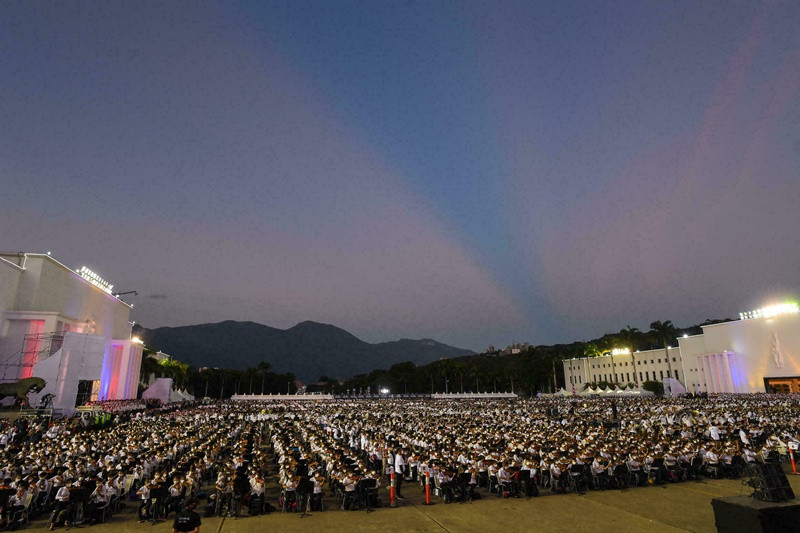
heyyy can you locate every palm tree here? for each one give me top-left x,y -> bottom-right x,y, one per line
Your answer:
257,361 -> 271,394
597,338 -> 617,384
468,365 -> 482,392
139,355 -> 160,388
619,325 -> 641,385
452,362 -> 466,393
503,367 -> 516,392
435,359 -> 454,393
650,320 -> 678,394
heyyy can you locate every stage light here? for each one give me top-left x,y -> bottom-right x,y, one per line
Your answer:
739,302 -> 799,320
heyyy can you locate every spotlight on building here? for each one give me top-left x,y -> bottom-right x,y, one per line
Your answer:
611,348 -> 630,356
739,302 -> 799,320
131,336 -> 143,344
379,388 -> 390,394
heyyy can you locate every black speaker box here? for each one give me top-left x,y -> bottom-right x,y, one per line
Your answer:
712,496 -> 800,533
746,462 -> 795,502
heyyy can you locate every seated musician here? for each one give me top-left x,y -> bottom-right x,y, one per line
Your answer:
49,482 -> 72,530
340,473 -> 358,510
549,459 -> 564,492
249,474 -> 266,514
626,453 -> 646,486
87,478 -> 107,523
6,486 -> 27,525
742,447 -> 758,464
591,455 -> 609,490
166,476 -> 185,516
644,450 -> 664,485
663,448 -> 682,481
719,446 -> 736,478
435,466 -> 454,503
496,462 -> 516,497
704,446 -> 721,478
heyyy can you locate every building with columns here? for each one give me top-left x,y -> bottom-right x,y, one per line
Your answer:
564,302 -> 800,395
564,346 -> 684,391
0,252 -> 142,412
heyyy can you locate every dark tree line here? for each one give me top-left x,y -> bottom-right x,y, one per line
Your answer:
139,317 -> 732,398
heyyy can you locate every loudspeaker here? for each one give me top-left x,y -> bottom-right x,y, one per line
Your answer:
712,496 -> 800,533
746,463 -> 795,502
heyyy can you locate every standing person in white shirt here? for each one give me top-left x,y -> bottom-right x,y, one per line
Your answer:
393,448 -> 406,499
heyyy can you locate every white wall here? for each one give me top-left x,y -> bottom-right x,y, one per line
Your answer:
10,255 -> 131,338
678,314 -> 800,393
29,332 -> 107,413
0,254 -> 134,382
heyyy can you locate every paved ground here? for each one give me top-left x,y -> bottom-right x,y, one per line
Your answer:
30,473 -> 800,533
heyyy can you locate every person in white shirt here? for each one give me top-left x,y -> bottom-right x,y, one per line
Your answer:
249,475 -> 265,515
704,446 -> 721,478
136,482 -> 151,522
49,483 -> 72,530
591,457 -> 609,489
497,463 -> 514,496
311,474 -> 324,511
88,479 -> 107,524
393,449 -> 406,499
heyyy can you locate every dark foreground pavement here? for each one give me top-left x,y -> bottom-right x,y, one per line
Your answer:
31,474 -> 800,533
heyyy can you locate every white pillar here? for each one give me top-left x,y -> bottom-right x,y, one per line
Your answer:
720,351 -> 735,393
700,355 -> 712,393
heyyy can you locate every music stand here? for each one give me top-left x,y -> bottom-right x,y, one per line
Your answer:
66,488 -> 88,529
149,486 -> 168,525
517,469 -> 532,499
296,478 -> 313,518
357,478 -> 377,513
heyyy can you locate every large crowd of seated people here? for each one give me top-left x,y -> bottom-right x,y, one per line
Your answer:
0,393 -> 794,528
266,394 -> 799,507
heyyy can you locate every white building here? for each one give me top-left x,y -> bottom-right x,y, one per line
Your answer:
563,302 -> 800,395
564,346 -> 684,390
0,252 -> 143,412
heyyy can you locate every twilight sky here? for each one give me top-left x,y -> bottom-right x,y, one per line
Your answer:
2,1 -> 799,351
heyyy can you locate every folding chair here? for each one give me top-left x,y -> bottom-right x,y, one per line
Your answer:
432,475 -> 444,498
487,474 -> 499,494
11,493 -> 34,527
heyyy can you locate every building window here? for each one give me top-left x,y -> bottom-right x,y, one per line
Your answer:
651,360 -> 654,364
626,373 -> 630,382
646,371 -> 650,380
659,370 -> 664,379
672,357 -> 676,362
658,359 -> 661,363
674,370 -> 678,379
639,372 -> 643,381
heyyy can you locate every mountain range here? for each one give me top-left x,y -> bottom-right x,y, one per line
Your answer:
132,320 -> 474,382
